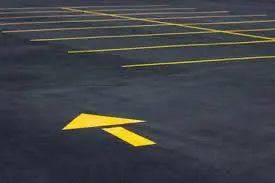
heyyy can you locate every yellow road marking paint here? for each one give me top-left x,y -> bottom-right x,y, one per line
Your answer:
236,28 -> 275,32
0,14 -> 96,20
61,7 -> 274,40
151,14 -> 267,20
32,31 -> 211,41
122,55 -> 275,68
63,113 -> 144,130
0,10 -> 71,14
3,24 -> 166,33
0,13 -> 265,20
120,10 -> 228,16
0,4 -> 168,10
3,17 -> 275,27
0,7 -> 60,10
190,19 -> 275,25
6,22 -> 275,34
68,40 -> 275,54
31,26 -> 274,42
0,18 -> 126,26
96,7 -> 196,12
0,11 -> 229,26
103,127 -> 156,147
0,9 -> 198,20
70,5 -> 169,8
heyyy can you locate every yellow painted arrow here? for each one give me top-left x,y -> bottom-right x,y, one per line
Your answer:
63,113 -> 155,147
63,113 -> 145,130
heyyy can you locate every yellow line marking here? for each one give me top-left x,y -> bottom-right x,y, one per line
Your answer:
0,7 -> 59,10
0,10 -> 71,14
0,11 -> 229,26
68,40 -> 275,54
0,5 -> 169,10
236,28 -> 275,32
31,27 -> 275,41
61,7 -> 274,40
0,9 -> 196,20
3,24 -> 166,33
122,55 -> 275,68
151,14 -> 267,20
63,113 -> 144,130
1,10 -> 224,16
103,127 -> 156,147
5,25 -> 275,35
76,5 -> 168,8
0,18 -> 127,26
120,10 -> 228,16
0,13 -> 265,20
3,17 -> 275,27
0,8 -> 196,19
0,14 -> 96,20
96,7 -> 196,12
190,19 -> 275,25
32,31 -> 211,41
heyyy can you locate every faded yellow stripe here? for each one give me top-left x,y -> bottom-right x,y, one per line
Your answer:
96,7 -> 196,12
0,14 -> 96,20
31,31 -> 211,41
120,10 -> 228,16
0,13 -> 265,20
3,24 -> 166,33
190,19 -> 275,25
122,55 -> 275,68
31,26 -> 275,42
236,28 -> 275,32
0,4 -> 168,10
2,17 -> 274,27
68,40 -> 275,54
71,5 -> 169,8
103,127 -> 156,147
6,24 -> 275,34
152,14 -> 267,20
0,18 -> 125,26
0,10 -> 71,14
0,11 -> 228,25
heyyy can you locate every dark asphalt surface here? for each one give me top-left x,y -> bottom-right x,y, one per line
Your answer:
1,0 -> 275,182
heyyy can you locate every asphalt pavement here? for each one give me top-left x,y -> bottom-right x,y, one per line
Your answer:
1,0 -> 275,182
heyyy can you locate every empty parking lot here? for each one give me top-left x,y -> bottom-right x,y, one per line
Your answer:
1,0 -> 275,183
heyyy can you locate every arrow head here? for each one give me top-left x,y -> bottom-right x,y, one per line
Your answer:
63,113 -> 145,130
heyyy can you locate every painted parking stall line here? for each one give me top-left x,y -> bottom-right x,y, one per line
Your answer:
2,24 -> 167,33
31,26 -> 275,42
68,40 -> 275,54
0,4 -> 169,11
0,11 -> 230,26
122,55 -> 275,68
